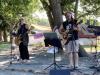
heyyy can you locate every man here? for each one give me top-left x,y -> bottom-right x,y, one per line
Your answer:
59,11 -> 79,68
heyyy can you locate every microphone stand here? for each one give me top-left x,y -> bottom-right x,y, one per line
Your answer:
9,24 -> 18,64
69,23 -> 83,74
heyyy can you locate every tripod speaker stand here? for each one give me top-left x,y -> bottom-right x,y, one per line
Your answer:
43,32 -> 62,70
9,27 -> 19,64
91,32 -> 100,75
10,31 -> 17,64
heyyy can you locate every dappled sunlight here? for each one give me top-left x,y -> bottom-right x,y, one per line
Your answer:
0,0 -> 100,74
0,60 -> 9,65
84,46 -> 100,53
31,24 -> 51,32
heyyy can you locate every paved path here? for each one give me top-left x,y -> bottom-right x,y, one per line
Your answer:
0,47 -> 100,75
0,35 -> 100,75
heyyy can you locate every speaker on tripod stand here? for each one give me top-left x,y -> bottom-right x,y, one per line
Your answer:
10,30 -> 18,64
89,29 -> 100,75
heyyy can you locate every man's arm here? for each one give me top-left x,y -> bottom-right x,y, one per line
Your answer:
59,24 -> 65,34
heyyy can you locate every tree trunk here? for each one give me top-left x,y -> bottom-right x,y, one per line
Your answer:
74,0 -> 79,19
46,10 -> 54,30
40,0 -> 63,52
49,0 -> 63,52
3,30 -> 7,42
49,0 -> 63,29
0,30 -> 2,41
40,0 -> 54,30
40,0 -> 63,30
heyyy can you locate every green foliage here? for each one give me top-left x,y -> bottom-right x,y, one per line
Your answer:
60,0 -> 100,18
61,0 -> 75,13
0,0 -> 41,30
31,42 -> 44,47
80,0 -> 100,16
96,21 -> 100,26
32,17 -> 49,26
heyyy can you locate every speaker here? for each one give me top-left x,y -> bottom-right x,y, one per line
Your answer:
49,69 -> 70,75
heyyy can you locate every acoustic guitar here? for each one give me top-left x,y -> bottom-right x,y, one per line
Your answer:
15,35 -> 21,46
59,19 -> 81,45
59,28 -> 69,45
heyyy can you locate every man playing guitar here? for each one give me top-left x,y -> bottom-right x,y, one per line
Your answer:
59,11 -> 79,68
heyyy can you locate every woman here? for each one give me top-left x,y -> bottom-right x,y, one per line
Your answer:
17,18 -> 29,62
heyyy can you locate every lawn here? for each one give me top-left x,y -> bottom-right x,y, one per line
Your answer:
0,42 -> 11,51
0,41 -> 100,53
83,45 -> 100,53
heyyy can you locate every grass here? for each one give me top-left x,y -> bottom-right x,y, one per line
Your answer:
0,41 -> 100,53
30,42 -> 45,47
0,42 -> 11,51
83,45 -> 100,53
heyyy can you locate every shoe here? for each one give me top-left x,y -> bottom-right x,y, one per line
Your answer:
75,66 -> 78,69
67,65 -> 74,69
23,60 -> 27,62
26,60 -> 31,63
18,59 -> 24,63
22,59 -> 31,63
75,65 -> 79,68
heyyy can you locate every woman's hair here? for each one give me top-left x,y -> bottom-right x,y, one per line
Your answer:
18,17 -> 25,26
19,18 -> 24,23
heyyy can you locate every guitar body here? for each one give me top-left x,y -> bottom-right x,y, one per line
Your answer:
15,36 -> 21,46
61,33 -> 68,45
59,28 -> 68,45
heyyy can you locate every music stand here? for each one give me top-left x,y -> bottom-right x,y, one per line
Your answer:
43,32 -> 62,70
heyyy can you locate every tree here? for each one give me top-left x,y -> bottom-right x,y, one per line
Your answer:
0,0 -> 40,42
40,0 -> 80,29
74,0 -> 79,19
61,0 -> 100,19
61,0 -> 75,12
40,0 -> 54,29
40,0 -> 63,30
49,0 -> 63,29
78,0 -> 100,19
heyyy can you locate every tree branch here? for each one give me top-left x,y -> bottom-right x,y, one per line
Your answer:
78,6 -> 100,19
